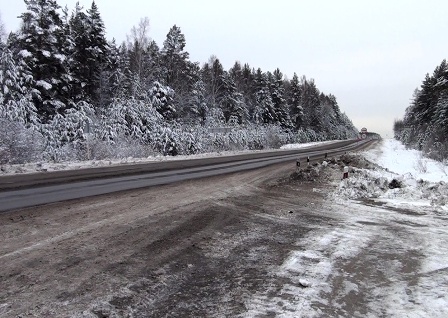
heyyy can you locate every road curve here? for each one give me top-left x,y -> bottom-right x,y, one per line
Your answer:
0,139 -> 374,212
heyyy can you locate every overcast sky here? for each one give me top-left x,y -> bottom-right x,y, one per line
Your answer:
1,0 -> 448,137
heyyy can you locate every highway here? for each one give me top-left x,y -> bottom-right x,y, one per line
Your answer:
0,139 -> 373,212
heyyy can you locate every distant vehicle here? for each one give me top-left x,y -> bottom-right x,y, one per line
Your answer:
358,130 -> 381,140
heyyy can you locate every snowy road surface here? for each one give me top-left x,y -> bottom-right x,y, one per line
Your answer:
0,139 -> 447,317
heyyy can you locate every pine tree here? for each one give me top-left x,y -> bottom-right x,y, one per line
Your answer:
218,72 -> 244,123
188,79 -> 208,124
87,1 -> 109,98
300,76 -> 320,128
181,64 -> 207,124
288,73 -> 304,130
110,42 -> 132,98
0,44 -> 38,126
16,0 -> 72,122
69,2 -> 89,102
202,55 -> 225,109
161,25 -> 194,117
69,1 -> 109,108
161,25 -> 189,87
270,68 -> 290,128
150,81 -> 176,121
433,92 -> 448,138
253,68 -> 275,124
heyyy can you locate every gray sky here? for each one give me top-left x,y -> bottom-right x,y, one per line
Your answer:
2,0 -> 448,137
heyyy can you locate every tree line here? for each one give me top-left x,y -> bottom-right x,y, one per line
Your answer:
0,0 -> 358,164
394,59 -> 448,161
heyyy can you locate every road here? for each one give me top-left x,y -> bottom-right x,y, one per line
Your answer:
1,141 -> 446,317
0,139 -> 370,212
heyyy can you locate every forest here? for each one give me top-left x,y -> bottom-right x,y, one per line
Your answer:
394,59 -> 448,161
0,0 -> 358,164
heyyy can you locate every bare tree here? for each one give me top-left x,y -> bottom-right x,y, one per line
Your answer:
0,12 -> 7,43
126,17 -> 151,79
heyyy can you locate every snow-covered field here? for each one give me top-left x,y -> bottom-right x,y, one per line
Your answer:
244,139 -> 448,317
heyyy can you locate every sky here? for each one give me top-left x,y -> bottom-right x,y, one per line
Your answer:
1,0 -> 448,138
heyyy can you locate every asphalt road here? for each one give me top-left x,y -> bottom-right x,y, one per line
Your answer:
0,139 -> 373,212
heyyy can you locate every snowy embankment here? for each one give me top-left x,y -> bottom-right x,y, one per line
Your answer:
334,138 -> 448,213
0,140 -> 338,176
243,139 -> 448,317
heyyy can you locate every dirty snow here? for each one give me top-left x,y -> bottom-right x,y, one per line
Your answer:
243,139 -> 448,317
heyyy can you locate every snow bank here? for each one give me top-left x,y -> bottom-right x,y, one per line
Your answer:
0,141 -> 333,176
332,139 -> 448,214
363,138 -> 448,183
280,140 -> 339,149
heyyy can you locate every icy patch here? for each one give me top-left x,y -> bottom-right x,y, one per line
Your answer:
243,224 -> 374,317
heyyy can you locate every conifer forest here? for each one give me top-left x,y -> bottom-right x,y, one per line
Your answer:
394,59 -> 448,161
0,0 -> 358,164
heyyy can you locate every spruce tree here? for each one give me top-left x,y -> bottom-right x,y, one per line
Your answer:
151,81 -> 176,121
288,73 -> 304,130
0,44 -> 38,126
201,56 -> 225,109
218,72 -> 244,123
16,0 -> 72,122
69,1 -> 109,108
270,68 -> 290,128
254,68 -> 275,124
161,25 -> 189,87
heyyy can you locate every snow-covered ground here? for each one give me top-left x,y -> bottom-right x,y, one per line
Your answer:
243,139 -> 448,317
336,138 -> 448,213
0,140 -> 338,176
279,140 -> 339,150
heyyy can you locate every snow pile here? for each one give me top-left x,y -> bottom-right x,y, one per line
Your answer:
332,139 -> 448,213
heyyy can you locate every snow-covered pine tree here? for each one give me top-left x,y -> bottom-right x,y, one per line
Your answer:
161,25 -> 188,86
182,78 -> 207,125
229,61 -> 250,123
218,71 -> 244,124
69,1 -> 109,109
161,25 -> 195,116
201,55 -> 225,109
150,81 -> 176,121
254,68 -> 275,124
0,43 -> 38,126
69,2 -> 90,102
109,42 -> 132,98
288,73 -> 304,130
299,76 -> 320,129
16,0 -> 72,122
270,68 -> 290,128
87,1 -> 109,107
229,61 -> 243,91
